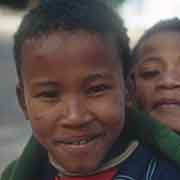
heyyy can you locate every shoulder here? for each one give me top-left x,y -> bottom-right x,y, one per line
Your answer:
0,160 -> 17,180
1,136 -> 48,180
126,106 -> 180,167
148,147 -> 180,179
146,145 -> 179,177
117,144 -> 180,180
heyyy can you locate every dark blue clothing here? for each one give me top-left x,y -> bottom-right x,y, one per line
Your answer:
41,144 -> 180,180
115,145 -> 180,180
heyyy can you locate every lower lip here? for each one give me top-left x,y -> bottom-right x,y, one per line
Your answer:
155,103 -> 180,109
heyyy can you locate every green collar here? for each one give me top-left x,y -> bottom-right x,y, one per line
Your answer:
7,137 -> 47,180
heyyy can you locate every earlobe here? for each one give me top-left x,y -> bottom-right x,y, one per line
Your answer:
16,83 -> 29,120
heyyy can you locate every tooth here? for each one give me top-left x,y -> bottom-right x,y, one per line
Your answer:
79,140 -> 87,145
64,137 -> 94,146
72,142 -> 80,145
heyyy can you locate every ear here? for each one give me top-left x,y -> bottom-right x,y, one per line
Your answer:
126,72 -> 137,108
16,83 -> 29,120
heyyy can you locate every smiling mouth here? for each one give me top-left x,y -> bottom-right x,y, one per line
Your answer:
153,99 -> 180,109
54,134 -> 102,146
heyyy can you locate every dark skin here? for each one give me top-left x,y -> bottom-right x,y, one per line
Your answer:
130,31 -> 180,132
17,31 -> 126,175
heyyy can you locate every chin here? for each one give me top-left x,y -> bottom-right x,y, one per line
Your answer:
61,162 -> 100,176
154,115 -> 180,132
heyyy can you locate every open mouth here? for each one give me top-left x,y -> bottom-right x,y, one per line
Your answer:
54,134 -> 102,146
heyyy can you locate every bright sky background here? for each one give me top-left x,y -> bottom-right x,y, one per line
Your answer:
119,0 -> 180,45
1,1 -> 180,40
0,9 -> 23,35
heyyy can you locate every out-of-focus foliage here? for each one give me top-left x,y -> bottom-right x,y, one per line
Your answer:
0,0 -> 126,10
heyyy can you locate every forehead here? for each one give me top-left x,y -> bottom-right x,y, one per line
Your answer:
21,31 -> 123,82
138,31 -> 180,57
21,31 -> 120,63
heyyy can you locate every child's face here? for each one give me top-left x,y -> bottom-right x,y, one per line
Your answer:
19,31 -> 125,174
131,31 -> 180,132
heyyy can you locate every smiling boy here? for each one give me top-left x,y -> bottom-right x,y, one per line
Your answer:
1,1 -> 180,180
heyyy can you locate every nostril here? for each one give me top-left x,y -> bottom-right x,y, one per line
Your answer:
53,96 -> 94,128
59,104 -> 93,128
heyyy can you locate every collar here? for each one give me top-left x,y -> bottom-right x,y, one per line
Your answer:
49,140 -> 139,177
54,167 -> 118,180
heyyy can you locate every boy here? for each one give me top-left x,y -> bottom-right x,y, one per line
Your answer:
1,1 -> 180,180
129,18 -> 180,132
128,18 -> 180,167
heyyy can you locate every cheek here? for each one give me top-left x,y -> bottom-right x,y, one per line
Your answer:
29,111 -> 52,144
90,91 -> 125,129
24,97 -> 56,143
134,78 -> 154,104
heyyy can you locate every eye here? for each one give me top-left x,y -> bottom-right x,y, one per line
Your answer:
35,90 -> 61,102
139,70 -> 160,79
85,84 -> 112,96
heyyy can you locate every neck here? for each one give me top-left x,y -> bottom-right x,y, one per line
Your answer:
49,140 -> 139,177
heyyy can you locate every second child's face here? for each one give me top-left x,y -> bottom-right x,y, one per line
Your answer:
19,32 -> 125,175
132,31 -> 180,132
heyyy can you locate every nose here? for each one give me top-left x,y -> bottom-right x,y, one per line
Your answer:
157,72 -> 180,89
59,96 -> 93,128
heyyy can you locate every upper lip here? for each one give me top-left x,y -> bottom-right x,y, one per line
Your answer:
153,98 -> 180,109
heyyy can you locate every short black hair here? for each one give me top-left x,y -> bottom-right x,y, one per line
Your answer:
132,18 -> 180,69
14,0 -> 130,80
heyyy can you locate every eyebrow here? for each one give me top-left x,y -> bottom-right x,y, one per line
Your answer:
30,80 -> 59,87
141,56 -> 162,64
139,45 -> 160,58
29,72 -> 114,87
84,72 -> 113,83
